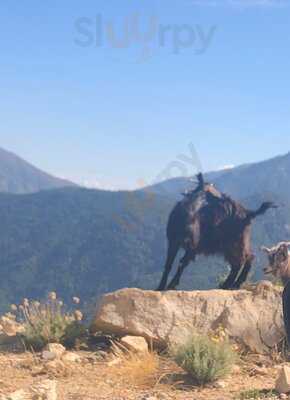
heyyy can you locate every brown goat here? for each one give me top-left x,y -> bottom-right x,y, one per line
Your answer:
262,242 -> 290,347
262,242 -> 290,286
157,173 -> 276,291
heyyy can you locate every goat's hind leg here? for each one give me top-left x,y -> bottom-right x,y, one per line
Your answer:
157,241 -> 180,291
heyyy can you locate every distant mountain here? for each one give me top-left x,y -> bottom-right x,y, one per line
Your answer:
0,147 -> 75,194
147,152 -> 290,203
0,151 -> 289,313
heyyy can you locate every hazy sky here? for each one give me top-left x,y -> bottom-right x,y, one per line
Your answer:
1,0 -> 290,189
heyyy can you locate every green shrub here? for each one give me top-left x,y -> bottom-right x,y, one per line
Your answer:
11,292 -> 86,350
173,334 -> 236,385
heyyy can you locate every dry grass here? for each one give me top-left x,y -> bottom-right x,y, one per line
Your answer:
109,351 -> 159,389
0,350 -> 282,400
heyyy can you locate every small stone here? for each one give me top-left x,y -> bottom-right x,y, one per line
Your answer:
30,380 -> 57,400
45,360 -> 65,371
276,366 -> 290,394
157,393 -> 169,400
42,351 -> 57,361
280,394 -> 288,399
141,397 -> 158,400
253,366 -> 269,376
1,389 -> 27,400
45,343 -> 66,358
232,365 -> 241,374
97,350 -> 108,359
61,352 -> 81,363
120,336 -> 149,354
108,358 -> 122,367
214,381 -> 227,389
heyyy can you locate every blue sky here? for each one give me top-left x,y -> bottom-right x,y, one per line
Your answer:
1,0 -> 290,189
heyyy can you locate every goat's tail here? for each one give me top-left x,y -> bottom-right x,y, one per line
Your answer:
247,202 -> 277,221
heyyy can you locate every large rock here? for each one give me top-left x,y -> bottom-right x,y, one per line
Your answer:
91,282 -> 285,354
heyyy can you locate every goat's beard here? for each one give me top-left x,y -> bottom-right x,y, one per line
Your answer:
263,263 -> 289,283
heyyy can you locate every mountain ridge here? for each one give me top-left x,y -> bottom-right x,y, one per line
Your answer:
145,151 -> 290,202
0,147 -> 75,194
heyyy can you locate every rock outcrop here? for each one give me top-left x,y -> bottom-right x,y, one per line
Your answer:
91,282 -> 285,354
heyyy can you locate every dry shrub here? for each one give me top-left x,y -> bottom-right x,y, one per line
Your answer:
10,292 -> 86,350
110,351 -> 159,388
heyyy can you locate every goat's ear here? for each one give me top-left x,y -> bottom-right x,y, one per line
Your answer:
261,246 -> 271,254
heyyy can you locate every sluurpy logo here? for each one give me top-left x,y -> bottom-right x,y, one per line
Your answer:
74,13 -> 217,62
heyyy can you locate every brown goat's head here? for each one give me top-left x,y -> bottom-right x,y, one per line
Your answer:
261,242 -> 290,280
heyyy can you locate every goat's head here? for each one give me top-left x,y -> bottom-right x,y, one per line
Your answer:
261,242 -> 290,280
183,173 -> 222,199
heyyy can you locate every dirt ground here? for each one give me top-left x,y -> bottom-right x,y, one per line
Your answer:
0,350 -> 288,400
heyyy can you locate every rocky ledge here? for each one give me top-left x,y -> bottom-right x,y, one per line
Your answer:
91,281 -> 285,354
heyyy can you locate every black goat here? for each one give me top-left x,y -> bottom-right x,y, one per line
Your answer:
158,173 -> 276,291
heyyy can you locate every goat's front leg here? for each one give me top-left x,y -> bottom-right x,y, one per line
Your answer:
232,258 -> 253,289
166,251 -> 193,290
220,266 -> 241,290
157,241 -> 179,291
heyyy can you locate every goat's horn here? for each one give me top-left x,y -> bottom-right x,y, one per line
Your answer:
261,246 -> 272,253
196,173 -> 204,186
279,242 -> 290,247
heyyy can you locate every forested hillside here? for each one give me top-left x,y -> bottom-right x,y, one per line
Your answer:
0,188 -> 171,311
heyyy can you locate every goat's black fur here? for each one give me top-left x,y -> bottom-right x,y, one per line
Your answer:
157,173 -> 276,291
